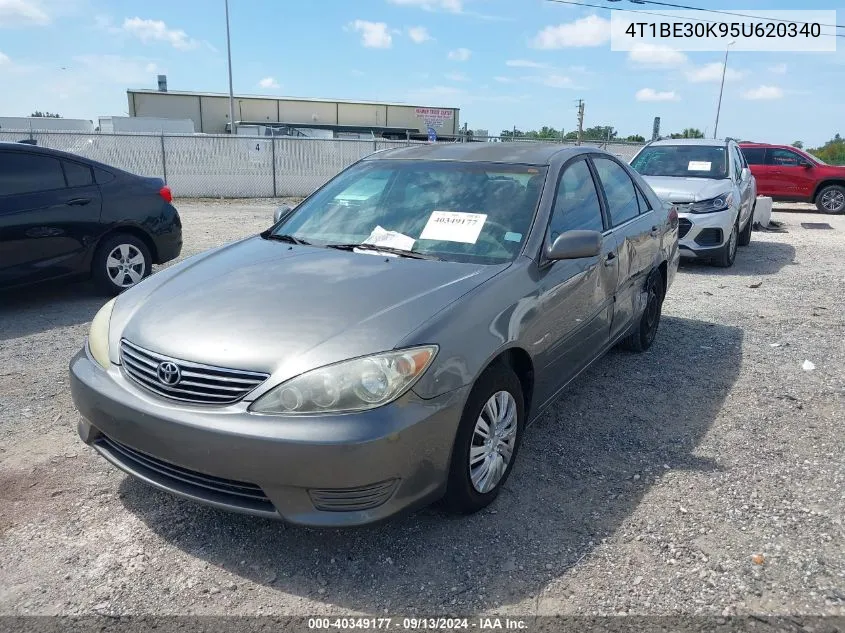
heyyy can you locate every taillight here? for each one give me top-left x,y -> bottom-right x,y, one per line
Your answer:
159,186 -> 173,203
668,205 -> 679,227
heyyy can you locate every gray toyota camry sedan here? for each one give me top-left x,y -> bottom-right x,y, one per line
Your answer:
70,143 -> 679,527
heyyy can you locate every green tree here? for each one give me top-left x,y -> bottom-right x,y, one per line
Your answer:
669,128 -> 705,139
808,133 -> 845,165
499,129 -> 524,141
625,134 -> 646,143
30,111 -> 61,118
791,141 -> 804,149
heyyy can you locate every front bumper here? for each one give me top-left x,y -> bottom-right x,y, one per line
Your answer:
677,208 -> 735,258
70,348 -> 468,526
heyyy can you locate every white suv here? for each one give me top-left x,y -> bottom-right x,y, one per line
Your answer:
630,138 -> 757,267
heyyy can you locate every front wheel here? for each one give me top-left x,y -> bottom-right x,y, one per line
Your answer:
443,363 -> 525,515
92,234 -> 151,296
713,219 -> 738,268
738,206 -> 753,247
816,185 -> 845,214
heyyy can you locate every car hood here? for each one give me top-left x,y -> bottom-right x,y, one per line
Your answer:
109,236 -> 505,377
641,176 -> 734,203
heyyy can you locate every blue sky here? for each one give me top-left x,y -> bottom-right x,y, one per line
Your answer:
0,0 -> 842,146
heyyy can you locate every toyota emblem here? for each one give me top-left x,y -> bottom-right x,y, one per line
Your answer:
156,361 -> 181,386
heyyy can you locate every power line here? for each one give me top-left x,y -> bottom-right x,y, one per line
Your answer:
545,0 -> 845,37
605,0 -> 845,30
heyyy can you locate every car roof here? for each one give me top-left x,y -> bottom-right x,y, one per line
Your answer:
648,138 -> 729,147
0,141 -> 124,172
362,142 -> 595,166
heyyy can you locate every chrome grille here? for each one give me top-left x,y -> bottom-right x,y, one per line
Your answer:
119,339 -> 269,405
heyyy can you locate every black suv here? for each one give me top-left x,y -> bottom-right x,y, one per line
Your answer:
0,142 -> 182,295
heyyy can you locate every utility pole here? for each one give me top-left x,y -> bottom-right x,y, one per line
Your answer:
576,99 -> 585,146
713,40 -> 736,139
225,0 -> 236,134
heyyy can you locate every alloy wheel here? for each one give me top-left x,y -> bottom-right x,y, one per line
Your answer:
106,244 -> 146,288
821,189 -> 845,213
469,391 -> 518,494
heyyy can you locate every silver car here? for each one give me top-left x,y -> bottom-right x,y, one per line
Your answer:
630,138 -> 756,267
70,144 -> 679,526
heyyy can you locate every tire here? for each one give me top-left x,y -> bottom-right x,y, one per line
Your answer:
815,185 -> 845,214
92,234 -> 152,296
443,362 -> 525,515
713,217 -> 738,268
619,270 -> 665,353
737,206 -> 753,247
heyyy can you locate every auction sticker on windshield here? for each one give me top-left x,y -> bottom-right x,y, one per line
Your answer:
688,161 -> 712,171
420,211 -> 487,244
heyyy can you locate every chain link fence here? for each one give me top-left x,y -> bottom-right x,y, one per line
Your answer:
0,130 -> 644,198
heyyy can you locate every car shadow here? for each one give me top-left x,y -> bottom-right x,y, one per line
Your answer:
679,239 -> 796,277
118,316 -> 742,612
0,280 -> 108,342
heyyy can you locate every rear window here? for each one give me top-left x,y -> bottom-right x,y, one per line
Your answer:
63,161 -> 93,187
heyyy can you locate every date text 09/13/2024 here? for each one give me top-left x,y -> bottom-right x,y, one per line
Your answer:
307,617 -> 529,630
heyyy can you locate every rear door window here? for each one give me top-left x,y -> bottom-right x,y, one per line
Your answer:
63,161 -> 94,188
740,147 -> 766,165
0,151 -> 66,196
591,157 -> 640,227
767,149 -> 802,166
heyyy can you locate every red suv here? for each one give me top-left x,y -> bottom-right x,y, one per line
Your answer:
739,143 -> 845,214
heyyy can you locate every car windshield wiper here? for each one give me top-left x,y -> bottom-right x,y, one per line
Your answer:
266,233 -> 311,246
325,243 -> 441,260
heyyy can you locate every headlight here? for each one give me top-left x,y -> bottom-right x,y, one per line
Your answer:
249,346 -> 438,415
88,298 -> 116,369
689,192 -> 734,214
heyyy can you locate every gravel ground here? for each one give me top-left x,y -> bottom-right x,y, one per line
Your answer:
0,200 -> 843,618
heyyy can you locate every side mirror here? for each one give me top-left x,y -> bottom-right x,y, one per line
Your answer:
741,167 -> 751,181
798,160 -> 812,169
545,230 -> 602,261
273,204 -> 293,224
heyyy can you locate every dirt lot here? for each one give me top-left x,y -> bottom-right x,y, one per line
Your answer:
0,200 -> 843,618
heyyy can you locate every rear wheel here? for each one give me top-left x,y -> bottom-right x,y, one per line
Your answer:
816,185 -> 845,214
620,270 -> 664,353
713,218 -> 738,268
92,234 -> 151,296
443,363 -> 524,515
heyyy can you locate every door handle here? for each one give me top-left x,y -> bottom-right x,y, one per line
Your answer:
67,197 -> 92,206
604,252 -> 617,266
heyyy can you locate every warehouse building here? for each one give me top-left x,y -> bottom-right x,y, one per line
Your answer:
127,87 -> 460,140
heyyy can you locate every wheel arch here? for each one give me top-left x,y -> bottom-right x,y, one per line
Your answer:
482,346 -> 535,419
94,225 -> 159,263
812,179 -> 845,203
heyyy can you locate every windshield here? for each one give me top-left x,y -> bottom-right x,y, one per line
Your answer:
272,160 -> 547,264
631,145 -> 729,180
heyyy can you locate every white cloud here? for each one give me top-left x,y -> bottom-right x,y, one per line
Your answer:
0,0 -> 50,26
686,62 -> 744,83
388,0 -> 461,12
531,15 -> 610,49
122,17 -> 199,50
769,63 -> 788,74
448,47 -> 471,61
258,76 -> 280,90
444,72 -> 467,81
407,26 -> 431,43
348,20 -> 392,48
535,73 -> 573,88
742,85 -> 784,100
506,59 -> 549,69
628,43 -> 688,68
636,88 -> 680,102
0,51 -> 10,65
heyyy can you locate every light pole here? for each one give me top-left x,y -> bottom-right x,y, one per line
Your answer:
713,40 -> 736,139
225,0 -> 236,134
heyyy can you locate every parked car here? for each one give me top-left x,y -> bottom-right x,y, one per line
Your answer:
70,144 -> 678,527
739,142 -> 845,214
0,142 -> 182,295
630,138 -> 756,268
